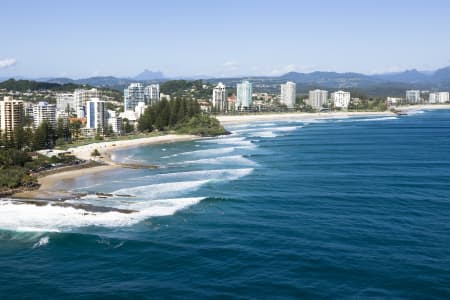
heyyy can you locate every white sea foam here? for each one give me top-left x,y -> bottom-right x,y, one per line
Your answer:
358,116 -> 398,122
249,130 -> 278,138
161,146 -> 237,159
201,137 -> 253,146
248,126 -> 301,138
336,116 -> 398,123
172,155 -> 257,166
407,110 -> 425,115
140,168 -> 254,182
0,197 -> 205,232
32,236 -> 49,248
113,180 -> 210,199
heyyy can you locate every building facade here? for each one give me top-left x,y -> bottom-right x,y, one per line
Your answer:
0,96 -> 23,137
332,91 -> 351,109
56,93 -> 75,113
124,83 -> 145,111
236,80 -> 252,110
429,92 -> 449,104
74,88 -> 99,117
144,84 -> 160,105
308,89 -> 329,110
32,101 -> 57,128
86,98 -> 107,131
280,81 -> 296,109
212,82 -> 227,112
405,90 -> 421,103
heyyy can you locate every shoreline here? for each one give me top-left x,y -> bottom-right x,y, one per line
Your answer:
216,104 -> 450,125
216,111 -> 393,125
11,134 -> 201,199
8,105 -> 450,199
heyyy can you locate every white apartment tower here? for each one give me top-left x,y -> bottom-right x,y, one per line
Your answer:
32,101 -> 57,128
124,83 -> 145,111
280,81 -> 296,109
429,92 -> 449,104
56,93 -> 75,113
0,96 -> 23,137
308,90 -> 329,110
332,91 -> 351,109
236,80 -> 253,110
144,84 -> 160,105
74,88 -> 99,117
405,90 -> 421,104
212,82 -> 227,111
86,98 -> 107,131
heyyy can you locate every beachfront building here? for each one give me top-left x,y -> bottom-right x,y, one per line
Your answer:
212,82 -> 227,112
124,83 -> 145,111
56,93 -> 75,113
135,101 -> 147,119
386,97 -> 403,106
86,98 -> 107,132
0,96 -> 23,138
144,84 -> 160,105
237,80 -> 252,110
74,88 -> 99,118
280,81 -> 296,109
32,101 -> 57,128
308,89 -> 329,110
429,92 -> 449,104
332,91 -> 351,109
405,90 -> 421,104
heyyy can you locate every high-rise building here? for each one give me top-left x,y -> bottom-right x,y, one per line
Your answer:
86,98 -> 107,131
212,82 -> 227,111
56,93 -> 75,113
332,91 -> 351,109
144,84 -> 160,105
74,88 -> 99,117
308,89 -> 329,110
124,83 -> 145,111
406,90 -> 421,103
280,81 -> 296,108
236,80 -> 252,109
429,92 -> 449,104
0,96 -> 24,137
135,102 -> 147,119
32,101 -> 57,128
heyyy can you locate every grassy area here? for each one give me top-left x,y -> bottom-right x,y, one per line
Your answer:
55,131 -> 166,150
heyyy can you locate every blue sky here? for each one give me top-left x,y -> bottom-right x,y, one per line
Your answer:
1,0 -> 450,78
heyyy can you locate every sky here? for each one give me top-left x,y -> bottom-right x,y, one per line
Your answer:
1,0 -> 450,78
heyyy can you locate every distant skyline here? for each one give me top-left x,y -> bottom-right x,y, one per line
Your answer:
1,0 -> 450,78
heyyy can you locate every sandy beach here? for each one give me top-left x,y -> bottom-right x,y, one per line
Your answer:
216,104 -> 450,125
216,111 -> 394,125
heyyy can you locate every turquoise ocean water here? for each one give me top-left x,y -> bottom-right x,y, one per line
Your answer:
1,110 -> 450,299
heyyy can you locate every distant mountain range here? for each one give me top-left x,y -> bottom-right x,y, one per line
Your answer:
2,67 -> 450,96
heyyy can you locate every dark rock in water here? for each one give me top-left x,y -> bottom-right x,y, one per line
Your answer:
6,198 -> 137,214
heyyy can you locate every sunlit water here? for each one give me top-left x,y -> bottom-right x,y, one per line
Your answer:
1,110 -> 450,299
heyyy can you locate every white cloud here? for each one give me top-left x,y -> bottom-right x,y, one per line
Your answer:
0,58 -> 17,69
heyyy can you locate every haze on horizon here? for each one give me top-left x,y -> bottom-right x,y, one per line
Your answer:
1,0 -> 450,79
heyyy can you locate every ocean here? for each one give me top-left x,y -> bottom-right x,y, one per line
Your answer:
1,110 -> 450,299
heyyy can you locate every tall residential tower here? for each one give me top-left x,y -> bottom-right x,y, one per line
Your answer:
236,80 -> 252,110
280,81 -> 296,108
